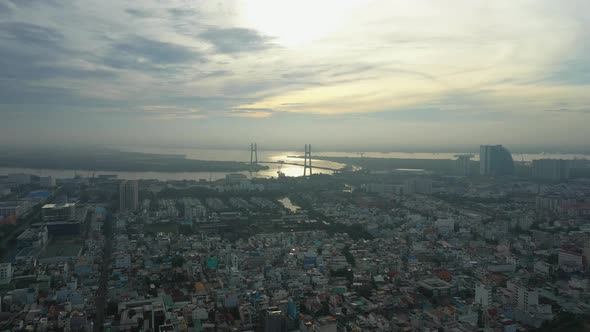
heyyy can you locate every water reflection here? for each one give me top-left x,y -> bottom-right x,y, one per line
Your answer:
1,146 -> 588,182
277,197 -> 301,212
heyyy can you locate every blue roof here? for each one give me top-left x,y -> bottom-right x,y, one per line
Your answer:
180,219 -> 193,226
25,191 -> 51,199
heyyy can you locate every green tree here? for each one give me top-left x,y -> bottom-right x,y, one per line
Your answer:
171,255 -> 185,268
343,247 -> 356,267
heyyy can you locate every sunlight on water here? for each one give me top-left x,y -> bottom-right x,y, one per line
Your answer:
1,146 -> 588,181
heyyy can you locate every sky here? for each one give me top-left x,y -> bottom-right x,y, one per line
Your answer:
0,0 -> 589,151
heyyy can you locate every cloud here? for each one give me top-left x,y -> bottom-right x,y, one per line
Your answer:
0,21 -> 63,48
0,61 -> 115,81
202,70 -> 231,77
0,21 -> 118,105
103,36 -> 205,71
544,38 -> 590,85
152,95 -> 258,117
229,108 -> 274,118
0,80 -> 118,107
0,2 -> 13,16
125,8 -> 153,18
544,108 -> 590,114
142,105 -> 206,120
168,7 -> 199,19
0,42 -> 114,81
199,27 -> 275,53
1,0 -> 590,147
4,0 -> 63,9
0,11 -> 208,111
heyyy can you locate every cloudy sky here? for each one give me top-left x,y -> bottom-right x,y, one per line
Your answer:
1,0 -> 589,151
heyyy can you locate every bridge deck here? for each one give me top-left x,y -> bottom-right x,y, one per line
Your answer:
257,161 -> 340,172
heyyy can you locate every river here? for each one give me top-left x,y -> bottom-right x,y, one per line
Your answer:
0,149 -> 344,181
0,146 -> 587,181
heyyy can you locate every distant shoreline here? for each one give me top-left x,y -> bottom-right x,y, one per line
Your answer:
0,148 -> 268,173
113,143 -> 590,155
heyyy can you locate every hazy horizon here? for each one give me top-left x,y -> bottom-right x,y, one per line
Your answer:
1,0 -> 589,148
3,2 -> 590,327
1,142 -> 589,156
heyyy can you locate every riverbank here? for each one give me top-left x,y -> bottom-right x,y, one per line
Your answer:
0,147 -> 267,173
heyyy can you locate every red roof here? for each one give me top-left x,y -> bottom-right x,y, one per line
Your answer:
0,215 -> 17,225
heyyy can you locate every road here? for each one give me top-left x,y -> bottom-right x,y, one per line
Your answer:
94,214 -> 113,332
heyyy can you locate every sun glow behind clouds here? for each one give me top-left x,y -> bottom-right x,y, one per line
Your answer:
2,0 -> 590,147
238,0 -> 364,47
234,0 -> 582,116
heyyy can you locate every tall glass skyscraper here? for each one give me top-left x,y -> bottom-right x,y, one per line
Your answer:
479,145 -> 515,176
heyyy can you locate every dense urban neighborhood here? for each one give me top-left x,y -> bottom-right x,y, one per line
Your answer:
1,151 -> 590,331
3,0 -> 590,330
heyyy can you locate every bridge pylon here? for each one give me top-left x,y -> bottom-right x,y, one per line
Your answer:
303,144 -> 313,177
250,143 -> 258,168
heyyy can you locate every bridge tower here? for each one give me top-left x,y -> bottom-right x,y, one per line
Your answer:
250,143 -> 258,167
303,144 -> 313,177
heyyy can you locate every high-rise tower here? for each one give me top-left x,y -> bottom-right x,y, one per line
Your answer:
250,143 -> 258,167
119,180 -> 139,212
303,144 -> 313,177
479,145 -> 514,176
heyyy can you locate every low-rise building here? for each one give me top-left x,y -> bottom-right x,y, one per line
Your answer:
0,263 -> 13,284
0,201 -> 32,219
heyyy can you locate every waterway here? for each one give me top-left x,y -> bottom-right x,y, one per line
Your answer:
0,150 -> 343,181
277,197 -> 301,212
0,146 -> 587,181
117,145 -> 590,162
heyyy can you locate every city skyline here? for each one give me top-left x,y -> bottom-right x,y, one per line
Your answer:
1,0 -> 589,149
3,2 -> 590,328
